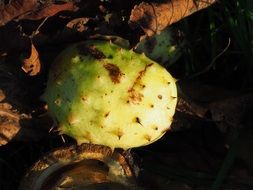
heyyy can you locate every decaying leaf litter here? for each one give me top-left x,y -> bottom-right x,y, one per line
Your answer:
1,0 -> 253,189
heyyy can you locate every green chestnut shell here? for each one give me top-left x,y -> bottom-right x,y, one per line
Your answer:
135,28 -> 181,65
43,40 -> 177,150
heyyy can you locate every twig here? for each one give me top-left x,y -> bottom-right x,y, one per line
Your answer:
188,37 -> 231,79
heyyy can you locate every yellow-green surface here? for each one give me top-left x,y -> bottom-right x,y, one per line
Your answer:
43,40 -> 177,149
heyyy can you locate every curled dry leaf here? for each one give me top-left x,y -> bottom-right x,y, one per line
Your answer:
22,43 -> 41,76
130,0 -> 217,36
0,0 -> 37,26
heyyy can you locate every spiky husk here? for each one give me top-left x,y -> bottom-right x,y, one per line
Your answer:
43,40 -> 177,150
135,28 -> 181,65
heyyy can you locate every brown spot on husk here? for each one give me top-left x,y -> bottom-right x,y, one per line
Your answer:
158,95 -> 163,99
136,63 -> 153,83
152,126 -> 159,130
81,96 -> 87,102
171,96 -> 177,100
128,91 -> 144,104
77,44 -> 106,59
104,112 -> 110,117
104,63 -> 123,84
128,63 -> 153,104
144,134 -> 151,142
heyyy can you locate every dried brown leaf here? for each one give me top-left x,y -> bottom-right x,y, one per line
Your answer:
0,122 -> 20,146
0,102 -> 20,146
0,89 -> 5,102
130,0 -> 216,36
66,17 -> 90,32
0,0 -> 37,26
21,2 -> 78,21
0,65 -> 50,146
0,99 -> 40,146
22,42 -> 41,76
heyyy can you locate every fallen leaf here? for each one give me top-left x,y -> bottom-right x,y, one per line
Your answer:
0,102 -> 21,146
66,17 -> 90,32
0,65 -> 50,146
0,0 -> 37,26
0,89 -> 5,102
20,2 -> 78,21
130,0 -> 217,36
22,42 -> 41,76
